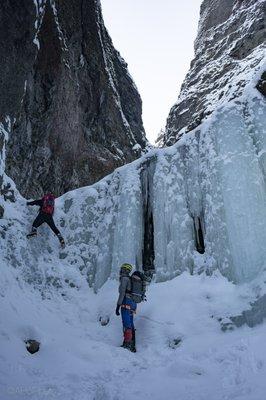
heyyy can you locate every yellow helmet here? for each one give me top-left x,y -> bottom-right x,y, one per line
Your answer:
120,263 -> 133,273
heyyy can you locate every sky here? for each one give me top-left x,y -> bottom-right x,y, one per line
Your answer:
101,0 -> 202,144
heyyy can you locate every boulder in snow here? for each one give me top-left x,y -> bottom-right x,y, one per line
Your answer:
25,339 -> 40,354
168,337 -> 182,349
99,316 -> 110,327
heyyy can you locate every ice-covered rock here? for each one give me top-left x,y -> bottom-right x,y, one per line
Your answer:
1,83 -> 265,290
164,0 -> 265,145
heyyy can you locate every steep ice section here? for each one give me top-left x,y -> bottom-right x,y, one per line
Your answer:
60,165 -> 144,290
59,83 -> 266,285
212,106 -> 266,282
152,148 -> 195,280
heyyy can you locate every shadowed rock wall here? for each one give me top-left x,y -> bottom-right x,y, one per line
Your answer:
1,0 -> 147,197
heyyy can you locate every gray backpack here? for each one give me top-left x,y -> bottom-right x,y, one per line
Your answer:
129,272 -> 146,303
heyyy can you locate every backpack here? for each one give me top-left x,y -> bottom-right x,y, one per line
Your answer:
129,271 -> 146,303
41,194 -> 55,215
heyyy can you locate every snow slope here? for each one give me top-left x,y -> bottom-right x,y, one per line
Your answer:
2,263 -> 266,400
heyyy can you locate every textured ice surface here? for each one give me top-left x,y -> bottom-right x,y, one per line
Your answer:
1,89 -> 265,289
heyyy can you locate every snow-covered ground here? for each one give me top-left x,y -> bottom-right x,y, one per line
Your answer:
0,29 -> 265,398
1,76 -> 266,397
1,264 -> 266,400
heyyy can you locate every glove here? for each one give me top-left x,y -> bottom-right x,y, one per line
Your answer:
115,305 -> 120,316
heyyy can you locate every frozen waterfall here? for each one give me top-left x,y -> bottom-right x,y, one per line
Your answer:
0,89 -> 266,291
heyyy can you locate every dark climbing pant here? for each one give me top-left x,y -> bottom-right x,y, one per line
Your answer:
32,212 -> 60,235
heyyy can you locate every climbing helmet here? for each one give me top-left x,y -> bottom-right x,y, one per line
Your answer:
120,263 -> 133,273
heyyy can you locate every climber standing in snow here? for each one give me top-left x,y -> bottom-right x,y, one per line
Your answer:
26,193 -> 65,248
115,263 -> 146,352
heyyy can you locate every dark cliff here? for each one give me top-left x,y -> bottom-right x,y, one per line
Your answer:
163,0 -> 265,145
1,0 -> 147,197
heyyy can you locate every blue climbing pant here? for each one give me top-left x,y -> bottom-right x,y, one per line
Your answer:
121,297 -> 137,330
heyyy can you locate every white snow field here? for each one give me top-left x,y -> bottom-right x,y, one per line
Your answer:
1,47 -> 266,400
2,262 -> 266,400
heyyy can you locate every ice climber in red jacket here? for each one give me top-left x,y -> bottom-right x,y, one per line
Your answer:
26,193 -> 65,248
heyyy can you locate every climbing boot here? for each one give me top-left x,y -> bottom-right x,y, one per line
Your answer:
26,229 -> 37,239
121,329 -> 136,352
121,339 -> 136,352
121,340 -> 136,352
57,234 -> 65,249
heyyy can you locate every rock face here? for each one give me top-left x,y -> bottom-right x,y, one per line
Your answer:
1,0 -> 147,198
163,0 -> 265,145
